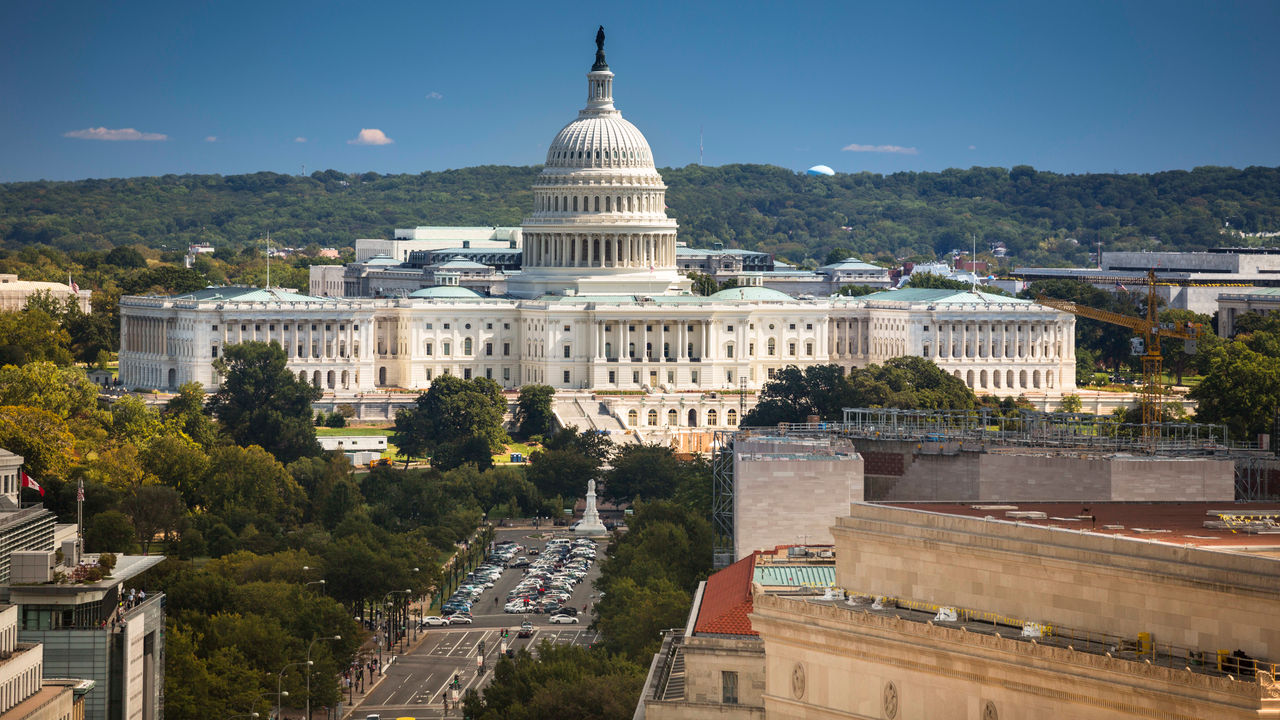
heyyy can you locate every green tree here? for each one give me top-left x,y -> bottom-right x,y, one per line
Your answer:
1158,309 -> 1215,385
526,447 -> 599,500
1189,339 -> 1280,440
462,643 -> 644,720
686,271 -> 720,297
201,444 -> 305,524
742,364 -> 857,426
0,405 -> 76,479
430,435 -> 496,471
0,309 -> 72,366
164,382 -> 218,448
85,510 -> 141,553
207,341 -> 321,463
603,444 -> 681,504
514,384 -> 556,439
835,283 -> 880,297
392,375 -> 508,461
846,356 -> 978,410
1058,394 -> 1083,413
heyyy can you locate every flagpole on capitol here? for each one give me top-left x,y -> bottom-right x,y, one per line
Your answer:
77,479 -> 85,552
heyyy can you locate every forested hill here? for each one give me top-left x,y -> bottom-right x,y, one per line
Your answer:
3,164 -> 1279,268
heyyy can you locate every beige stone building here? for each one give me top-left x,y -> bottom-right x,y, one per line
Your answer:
750,502 -> 1280,719
0,276 -> 90,314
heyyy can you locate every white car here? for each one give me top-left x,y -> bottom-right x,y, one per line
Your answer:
422,616 -> 450,627
449,614 -> 474,625
549,614 -> 580,624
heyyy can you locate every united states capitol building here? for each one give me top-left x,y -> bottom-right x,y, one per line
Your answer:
118,33 -> 1075,435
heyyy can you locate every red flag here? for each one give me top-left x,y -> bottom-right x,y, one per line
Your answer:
19,470 -> 43,497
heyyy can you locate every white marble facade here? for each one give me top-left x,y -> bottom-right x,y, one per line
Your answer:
117,33 -> 1076,405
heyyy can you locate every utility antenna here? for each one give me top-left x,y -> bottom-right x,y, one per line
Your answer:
302,163 -> 306,177
265,231 -> 271,289
699,126 -> 704,166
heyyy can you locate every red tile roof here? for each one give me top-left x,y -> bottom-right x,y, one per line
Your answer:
693,553 -> 758,637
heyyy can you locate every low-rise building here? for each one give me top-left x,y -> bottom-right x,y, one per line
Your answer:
0,276 -> 91,315
1217,287 -> 1280,336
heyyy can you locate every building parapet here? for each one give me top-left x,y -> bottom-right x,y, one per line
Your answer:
752,592 -> 1279,702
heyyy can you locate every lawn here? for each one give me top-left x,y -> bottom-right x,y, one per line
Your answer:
314,426 -> 394,437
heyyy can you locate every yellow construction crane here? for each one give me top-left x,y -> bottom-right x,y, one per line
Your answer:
1036,270 -> 1202,439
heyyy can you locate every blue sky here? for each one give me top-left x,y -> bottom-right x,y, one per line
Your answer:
2,0 -> 1278,182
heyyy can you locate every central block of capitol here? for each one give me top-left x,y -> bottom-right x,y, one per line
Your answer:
117,31 -> 1076,429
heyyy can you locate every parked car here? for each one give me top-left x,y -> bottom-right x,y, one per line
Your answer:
549,614 -> 579,624
449,614 -> 474,625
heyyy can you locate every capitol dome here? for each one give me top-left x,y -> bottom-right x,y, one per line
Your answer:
511,27 -> 689,299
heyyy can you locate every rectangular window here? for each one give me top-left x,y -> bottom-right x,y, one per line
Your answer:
726,345 -> 734,358
608,371 -> 615,384
425,322 -> 433,329
443,323 -> 451,330
722,671 -> 739,705
563,370 -> 571,384
298,345 -> 304,357
806,342 -> 814,355
211,346 -> 218,358
503,368 -> 510,381
443,342 -> 451,355
325,325 -> 331,331
503,323 -> 510,329
789,342 -> 796,355
923,325 -> 930,331
486,323 -> 493,330
486,343 -> 493,356
632,371 -> 640,384
426,369 -> 433,380
485,368 -> 492,379
726,370 -> 734,383
503,342 -> 510,356
241,325 -> 247,331
353,324 -> 359,331
667,370 -> 674,384
464,369 -> 472,379
749,343 -> 755,356
269,324 -> 275,331
212,325 -> 218,331
727,325 -> 734,332
563,345 -> 571,358
691,371 -> 698,384
426,343 -> 433,356
563,325 -> 571,332
806,323 -> 813,330
789,323 -> 796,330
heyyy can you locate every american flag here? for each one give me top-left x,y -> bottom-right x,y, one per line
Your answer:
77,479 -> 84,502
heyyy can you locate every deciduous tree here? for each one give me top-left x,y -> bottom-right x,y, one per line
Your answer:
206,341 -> 321,463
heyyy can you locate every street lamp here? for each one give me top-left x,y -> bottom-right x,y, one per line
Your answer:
306,635 -> 341,720
380,590 -> 410,665
226,714 -> 259,720
305,579 -> 326,594
249,691 -> 285,719
278,662 -> 311,720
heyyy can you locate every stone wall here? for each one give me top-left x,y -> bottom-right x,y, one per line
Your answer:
750,591 -> 1276,720
832,503 -> 1280,659
851,438 -> 1235,502
733,437 -> 863,559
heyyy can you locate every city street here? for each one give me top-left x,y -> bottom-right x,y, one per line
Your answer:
352,526 -> 605,719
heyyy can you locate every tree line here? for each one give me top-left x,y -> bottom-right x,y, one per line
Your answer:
5,164 -> 1279,270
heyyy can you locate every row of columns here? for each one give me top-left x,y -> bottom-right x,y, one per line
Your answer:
220,318 -> 365,361
588,319 -> 714,361
936,321 -> 1069,360
525,232 -> 673,269
122,316 -> 170,356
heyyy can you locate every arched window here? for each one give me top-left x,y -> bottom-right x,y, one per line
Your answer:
627,409 -> 638,426
1019,370 -> 1028,388
707,409 -> 718,426
966,370 -> 974,388
667,409 -> 678,426
573,196 -> 578,211
605,342 -> 613,358
628,342 -> 636,358
647,409 -> 658,426
594,196 -> 600,211
464,338 -> 473,355
298,370 -> 307,383
605,196 -> 611,212
726,409 -> 738,426
327,370 -> 335,389
767,338 -> 776,356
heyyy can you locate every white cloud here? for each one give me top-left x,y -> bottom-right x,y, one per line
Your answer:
841,143 -> 918,155
64,127 -> 168,141
204,136 -> 218,143
968,144 -> 977,150
348,128 -> 393,146
426,91 -> 443,100
294,136 -> 308,143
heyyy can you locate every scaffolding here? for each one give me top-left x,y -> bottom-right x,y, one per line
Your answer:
835,407 -> 1229,455
711,430 -> 736,569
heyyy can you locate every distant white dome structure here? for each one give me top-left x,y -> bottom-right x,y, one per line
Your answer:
509,26 -> 689,298
806,165 -> 836,176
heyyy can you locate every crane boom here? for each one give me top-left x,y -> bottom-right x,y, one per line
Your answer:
1034,269 -> 1202,449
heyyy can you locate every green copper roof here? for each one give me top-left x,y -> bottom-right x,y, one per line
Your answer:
859,288 -> 1032,305
409,285 -> 483,299
1223,287 -> 1280,297
173,286 -> 330,303
709,286 -> 796,302
753,565 -> 836,588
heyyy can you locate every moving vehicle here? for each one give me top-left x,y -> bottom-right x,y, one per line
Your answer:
549,614 -> 579,624
449,614 -> 473,625
517,621 -> 534,638
421,616 -> 449,627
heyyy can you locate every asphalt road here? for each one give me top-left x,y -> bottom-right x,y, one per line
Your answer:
355,527 -> 605,719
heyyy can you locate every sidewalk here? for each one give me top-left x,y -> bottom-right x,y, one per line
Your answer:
338,625 -> 436,720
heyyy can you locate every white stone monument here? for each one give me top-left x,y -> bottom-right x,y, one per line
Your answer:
575,479 -> 608,537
